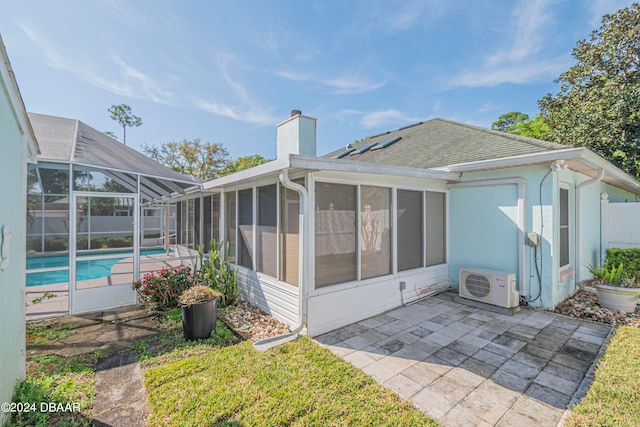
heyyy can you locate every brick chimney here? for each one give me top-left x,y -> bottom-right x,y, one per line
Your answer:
276,109 -> 317,159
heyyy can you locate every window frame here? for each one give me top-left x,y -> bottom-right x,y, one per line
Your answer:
559,185 -> 570,269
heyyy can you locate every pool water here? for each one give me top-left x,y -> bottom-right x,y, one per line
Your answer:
26,248 -> 170,287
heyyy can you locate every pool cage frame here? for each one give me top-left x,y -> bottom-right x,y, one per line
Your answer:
26,159 -> 195,317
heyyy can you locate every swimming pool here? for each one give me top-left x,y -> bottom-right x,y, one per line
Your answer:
26,248 -> 170,287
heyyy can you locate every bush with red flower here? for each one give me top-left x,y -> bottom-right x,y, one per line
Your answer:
132,266 -> 193,311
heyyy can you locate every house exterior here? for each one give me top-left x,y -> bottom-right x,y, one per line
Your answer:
173,111 -> 640,337
0,35 -> 39,425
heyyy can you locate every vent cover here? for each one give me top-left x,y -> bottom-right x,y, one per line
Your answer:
465,273 -> 491,298
371,136 -> 401,151
349,142 -> 377,155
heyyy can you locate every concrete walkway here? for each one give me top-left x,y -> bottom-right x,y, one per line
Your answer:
94,351 -> 148,427
315,292 -> 612,427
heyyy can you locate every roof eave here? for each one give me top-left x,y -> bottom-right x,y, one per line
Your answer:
1,35 -> 39,161
433,147 -> 640,195
199,155 -> 458,192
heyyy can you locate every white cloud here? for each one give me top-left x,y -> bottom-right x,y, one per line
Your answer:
194,98 -> 276,126
486,0 -> 551,65
111,55 -> 174,104
452,57 -> 570,87
342,109 -> 422,129
276,70 -> 385,94
255,31 -> 278,51
449,0 -> 566,88
374,0 -> 444,32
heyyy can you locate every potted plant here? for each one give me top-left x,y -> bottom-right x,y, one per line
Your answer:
587,263 -> 640,313
178,285 -> 222,341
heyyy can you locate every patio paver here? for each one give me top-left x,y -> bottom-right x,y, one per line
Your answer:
315,291 -> 611,427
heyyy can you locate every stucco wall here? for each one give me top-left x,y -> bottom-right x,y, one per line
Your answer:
449,165 -> 556,307
449,164 -> 639,311
0,71 -> 28,425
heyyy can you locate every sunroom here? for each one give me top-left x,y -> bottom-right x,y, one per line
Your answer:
173,112 -> 457,336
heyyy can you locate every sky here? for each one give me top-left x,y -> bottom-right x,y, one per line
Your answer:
1,0 -> 636,160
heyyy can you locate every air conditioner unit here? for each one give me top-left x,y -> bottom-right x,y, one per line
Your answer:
459,268 -> 519,309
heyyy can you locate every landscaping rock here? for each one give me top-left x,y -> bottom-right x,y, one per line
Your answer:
221,299 -> 290,341
554,288 -> 640,328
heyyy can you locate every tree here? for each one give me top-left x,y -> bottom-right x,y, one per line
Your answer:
492,112 -> 551,140
218,154 -> 271,177
539,3 -> 640,178
492,112 -> 530,133
108,104 -> 142,145
142,139 -> 231,180
103,131 -> 118,140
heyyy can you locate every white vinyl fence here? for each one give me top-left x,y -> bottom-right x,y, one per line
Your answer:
601,194 -> 640,257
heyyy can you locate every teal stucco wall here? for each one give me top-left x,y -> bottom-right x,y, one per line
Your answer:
0,62 -> 28,424
449,163 -> 639,310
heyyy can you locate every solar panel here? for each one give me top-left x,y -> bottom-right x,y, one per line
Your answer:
370,136 -> 401,151
331,147 -> 356,159
349,142 -> 378,155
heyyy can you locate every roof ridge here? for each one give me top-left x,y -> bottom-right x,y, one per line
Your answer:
70,119 -> 80,162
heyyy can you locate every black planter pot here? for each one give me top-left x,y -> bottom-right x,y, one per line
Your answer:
181,298 -> 218,341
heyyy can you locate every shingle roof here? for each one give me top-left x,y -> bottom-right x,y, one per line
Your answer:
323,118 -> 569,169
28,112 -> 197,183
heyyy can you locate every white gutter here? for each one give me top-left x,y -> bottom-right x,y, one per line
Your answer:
202,154 -> 458,192
253,168 -> 308,351
434,147 -> 640,196
448,178 -> 527,298
435,148 -> 586,173
576,168 -> 605,282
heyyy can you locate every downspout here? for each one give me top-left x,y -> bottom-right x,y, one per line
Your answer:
279,169 -> 308,334
253,169 -> 308,350
576,169 -> 605,283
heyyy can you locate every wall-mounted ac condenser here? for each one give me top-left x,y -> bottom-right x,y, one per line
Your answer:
459,268 -> 519,309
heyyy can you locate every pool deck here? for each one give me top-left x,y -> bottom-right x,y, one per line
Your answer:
26,254 -> 181,321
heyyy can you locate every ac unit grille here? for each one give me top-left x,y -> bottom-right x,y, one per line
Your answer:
465,273 -> 491,298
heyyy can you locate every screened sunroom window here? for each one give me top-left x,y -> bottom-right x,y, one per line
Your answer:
257,184 -> 277,277
203,195 -> 212,246
194,197 -> 201,247
238,188 -> 254,269
315,183 -> 357,287
426,191 -> 446,266
361,186 -> 392,279
280,183 -> 300,286
225,191 -> 236,262
397,190 -> 423,271
212,194 -> 221,243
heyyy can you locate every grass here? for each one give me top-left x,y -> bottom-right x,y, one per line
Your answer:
565,326 -> 640,427
144,337 -> 438,426
8,354 -> 96,427
26,321 -> 76,344
133,309 -> 241,364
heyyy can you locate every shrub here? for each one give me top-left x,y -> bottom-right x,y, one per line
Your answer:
133,266 -> 194,311
606,248 -> 640,281
195,241 -> 239,307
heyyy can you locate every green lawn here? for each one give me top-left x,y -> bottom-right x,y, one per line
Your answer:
144,337 -> 438,426
565,326 -> 640,427
8,354 -> 96,427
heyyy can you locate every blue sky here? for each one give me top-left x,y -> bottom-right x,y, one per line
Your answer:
1,0 -> 635,159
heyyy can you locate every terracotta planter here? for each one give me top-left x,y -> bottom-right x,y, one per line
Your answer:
596,284 -> 640,313
181,298 -> 218,340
